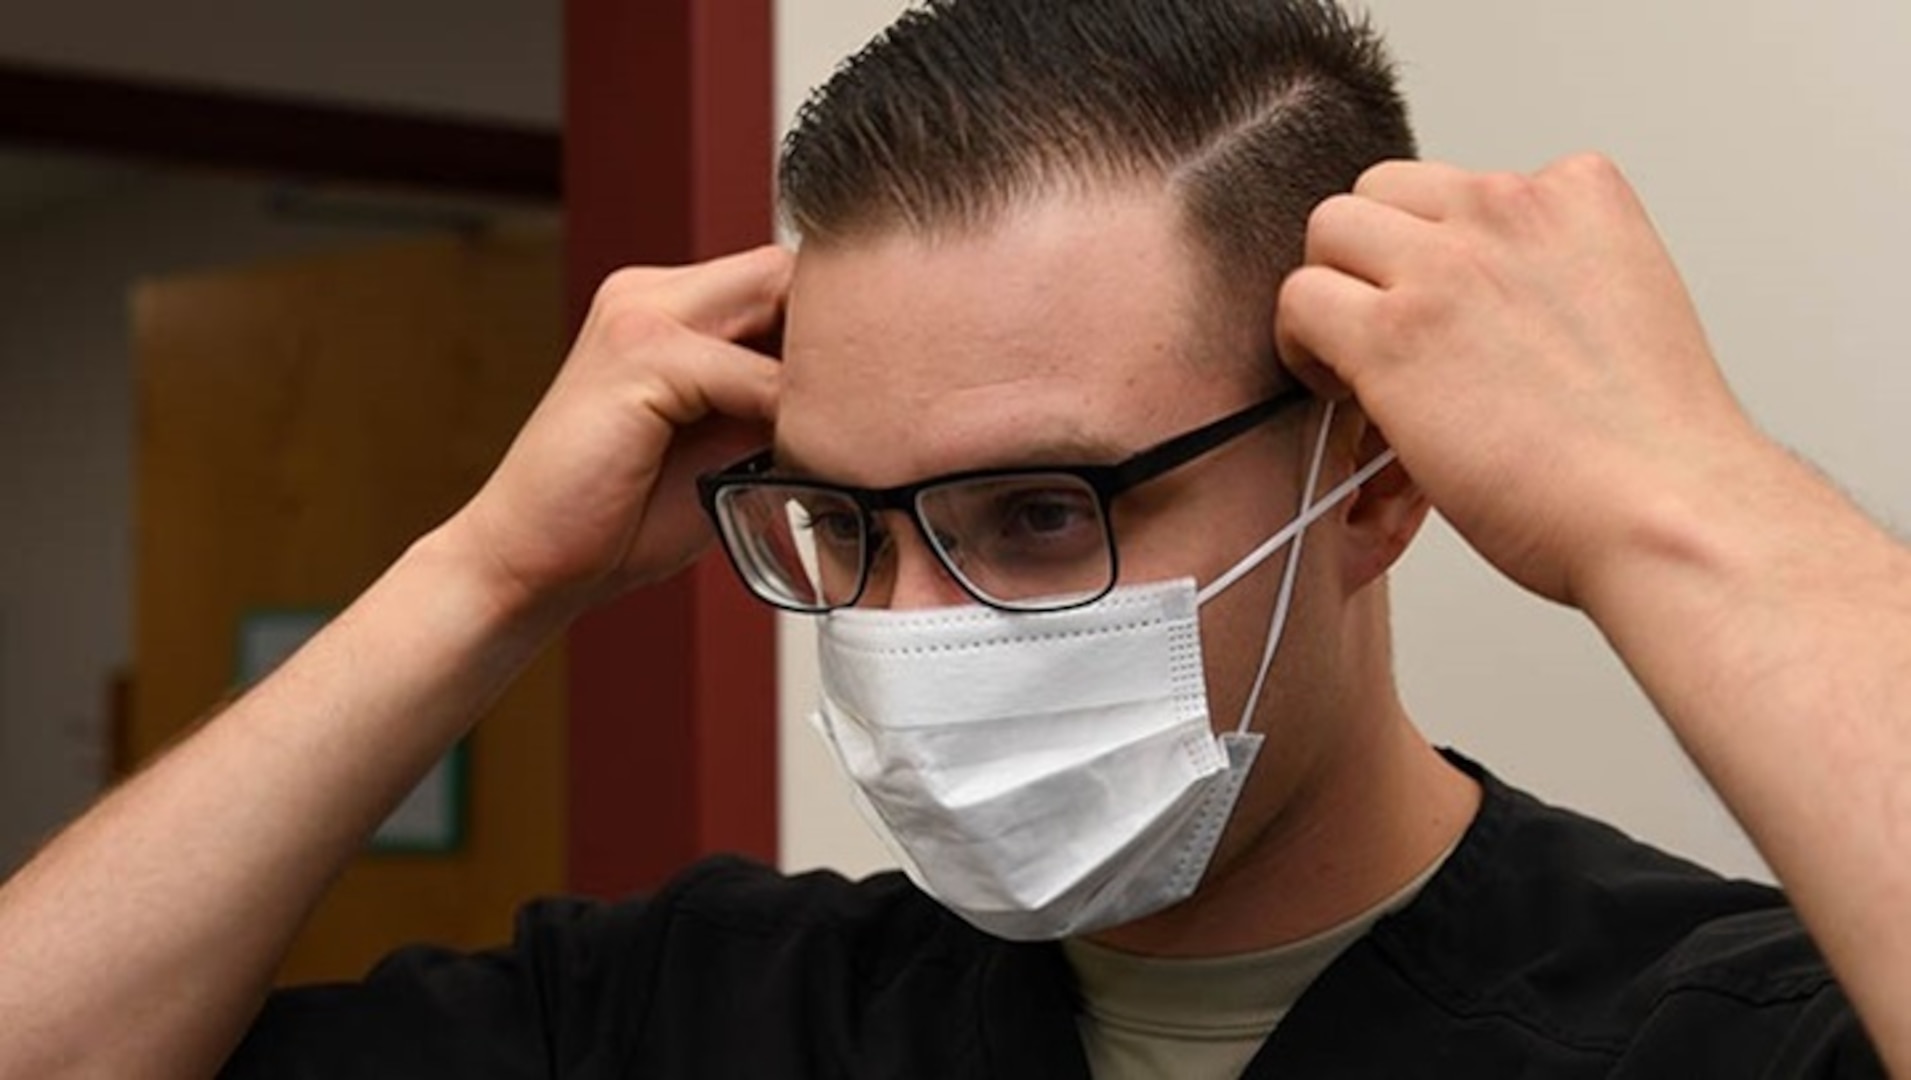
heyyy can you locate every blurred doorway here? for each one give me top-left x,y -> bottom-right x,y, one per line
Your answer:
0,51 -> 562,979
133,230 -> 566,982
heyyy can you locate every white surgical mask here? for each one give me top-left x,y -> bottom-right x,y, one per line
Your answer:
810,402 -> 1395,940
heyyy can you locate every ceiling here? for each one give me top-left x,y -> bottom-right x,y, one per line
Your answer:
0,0 -> 560,233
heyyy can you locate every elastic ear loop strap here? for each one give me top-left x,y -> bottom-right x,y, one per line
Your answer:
1195,402 -> 1400,734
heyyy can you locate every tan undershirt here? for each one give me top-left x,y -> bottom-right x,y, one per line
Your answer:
1063,849 -> 1453,1080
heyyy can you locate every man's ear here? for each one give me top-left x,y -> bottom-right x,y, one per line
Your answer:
1336,413 -> 1430,594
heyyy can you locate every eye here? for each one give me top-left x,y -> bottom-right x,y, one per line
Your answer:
1002,491 -> 1095,538
977,488 -> 1104,571
808,509 -> 864,548
988,486 -> 1094,539
917,476 -> 1106,581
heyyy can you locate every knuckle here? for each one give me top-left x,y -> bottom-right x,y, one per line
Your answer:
1353,159 -> 1410,195
1473,169 -> 1535,207
598,300 -> 681,353
1306,193 -> 1361,240
1373,281 -> 1451,350
588,269 -> 700,353
1557,151 -> 1623,185
596,266 -> 663,303
1542,153 -> 1632,212
744,243 -> 796,277
1465,170 -> 1549,232
1274,268 -> 1317,325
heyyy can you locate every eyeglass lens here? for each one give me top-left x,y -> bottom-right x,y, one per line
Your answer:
913,475 -> 1111,608
715,485 -> 865,609
714,473 -> 1115,611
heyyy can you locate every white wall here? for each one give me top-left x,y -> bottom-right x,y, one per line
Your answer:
0,164 -> 508,873
772,0 -> 1911,884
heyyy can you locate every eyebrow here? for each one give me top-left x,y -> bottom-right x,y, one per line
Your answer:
771,431 -> 1133,486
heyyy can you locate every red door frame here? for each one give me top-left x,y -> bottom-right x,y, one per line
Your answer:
563,0 -> 780,898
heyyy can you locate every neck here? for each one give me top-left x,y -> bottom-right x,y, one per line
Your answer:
1087,609 -> 1480,957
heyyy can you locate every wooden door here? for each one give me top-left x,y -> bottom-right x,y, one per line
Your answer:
133,231 -> 567,985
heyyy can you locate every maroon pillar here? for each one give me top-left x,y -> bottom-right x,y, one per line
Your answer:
564,0 -> 778,897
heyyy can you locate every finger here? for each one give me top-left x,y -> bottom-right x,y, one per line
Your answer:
1305,192 -> 1444,291
610,245 -> 795,344
654,333 -> 785,429
662,245 -> 794,342
1353,158 -> 1475,220
656,411 -> 774,501
1536,151 -> 1635,195
1535,153 -> 1658,249
1275,265 -> 1383,400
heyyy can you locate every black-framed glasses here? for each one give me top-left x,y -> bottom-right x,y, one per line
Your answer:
696,388 -> 1309,614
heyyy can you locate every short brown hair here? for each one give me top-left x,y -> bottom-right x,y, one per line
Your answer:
778,0 -> 1415,286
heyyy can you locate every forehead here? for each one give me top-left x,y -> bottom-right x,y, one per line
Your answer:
778,190 -> 1261,486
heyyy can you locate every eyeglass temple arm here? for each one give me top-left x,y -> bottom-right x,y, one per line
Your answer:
1108,388 -> 1309,491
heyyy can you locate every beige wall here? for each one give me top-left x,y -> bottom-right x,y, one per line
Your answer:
773,0 -> 1911,883
1367,0 -> 1910,883
774,0 -> 912,879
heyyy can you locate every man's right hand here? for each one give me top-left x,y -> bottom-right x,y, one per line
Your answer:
445,245 -> 793,624
0,247 -> 792,1080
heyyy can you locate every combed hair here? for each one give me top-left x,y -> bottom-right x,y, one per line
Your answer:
778,0 -> 1416,285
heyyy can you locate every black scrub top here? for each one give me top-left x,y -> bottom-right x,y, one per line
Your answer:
222,755 -> 1884,1078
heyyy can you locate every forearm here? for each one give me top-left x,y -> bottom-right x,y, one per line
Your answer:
1582,437 -> 1911,1074
0,525 -> 566,1080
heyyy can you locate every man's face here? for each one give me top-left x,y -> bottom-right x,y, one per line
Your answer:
778,187 -> 1356,903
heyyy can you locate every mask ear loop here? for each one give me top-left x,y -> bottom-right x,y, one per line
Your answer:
1190,402 -> 1400,733
1231,400 -> 1337,734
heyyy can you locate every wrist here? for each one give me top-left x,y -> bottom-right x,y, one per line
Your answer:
407,516 -> 588,649
1574,431 -> 1900,634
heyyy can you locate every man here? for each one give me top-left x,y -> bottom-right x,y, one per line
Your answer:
2,1 -> 1908,1077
